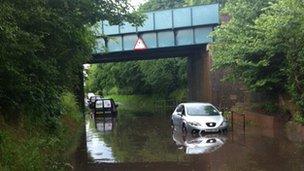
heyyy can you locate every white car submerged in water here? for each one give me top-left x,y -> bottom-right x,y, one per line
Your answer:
171,103 -> 228,134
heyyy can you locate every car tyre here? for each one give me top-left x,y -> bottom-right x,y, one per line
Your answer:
171,119 -> 174,129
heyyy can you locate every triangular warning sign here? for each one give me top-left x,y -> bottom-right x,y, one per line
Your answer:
134,37 -> 147,50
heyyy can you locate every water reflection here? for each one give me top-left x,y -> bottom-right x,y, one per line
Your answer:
94,117 -> 116,133
86,116 -> 116,163
172,129 -> 227,155
81,113 -> 304,171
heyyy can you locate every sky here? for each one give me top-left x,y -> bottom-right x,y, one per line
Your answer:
129,0 -> 148,9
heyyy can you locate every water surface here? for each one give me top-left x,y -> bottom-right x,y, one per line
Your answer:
75,113 -> 304,171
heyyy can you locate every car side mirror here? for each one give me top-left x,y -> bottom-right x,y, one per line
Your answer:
219,111 -> 223,115
177,111 -> 182,116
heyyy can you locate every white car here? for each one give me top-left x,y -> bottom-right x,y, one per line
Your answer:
87,92 -> 95,99
171,103 -> 228,134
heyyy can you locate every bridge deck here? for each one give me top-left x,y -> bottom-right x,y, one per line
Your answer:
92,4 -> 219,63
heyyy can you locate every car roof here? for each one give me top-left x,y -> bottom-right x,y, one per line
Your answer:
96,98 -> 113,100
180,102 -> 213,107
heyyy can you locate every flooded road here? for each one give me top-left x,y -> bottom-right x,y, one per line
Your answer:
74,113 -> 304,171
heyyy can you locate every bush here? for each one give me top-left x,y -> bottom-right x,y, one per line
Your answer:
60,91 -> 82,122
293,112 -> 304,125
169,88 -> 187,102
0,91 -> 84,170
260,102 -> 279,114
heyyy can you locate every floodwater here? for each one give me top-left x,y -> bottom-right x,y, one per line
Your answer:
73,113 -> 304,171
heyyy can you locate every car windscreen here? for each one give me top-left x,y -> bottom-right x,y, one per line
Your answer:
186,105 -> 219,116
95,100 -> 103,108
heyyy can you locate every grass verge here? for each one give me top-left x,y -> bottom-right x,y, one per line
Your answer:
0,91 -> 84,170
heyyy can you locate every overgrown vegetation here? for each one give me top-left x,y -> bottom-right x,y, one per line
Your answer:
250,102 -> 281,115
0,0 -> 142,169
138,0 -> 226,11
0,0 -> 142,120
293,113 -> 304,125
106,95 -> 159,115
0,92 -> 83,170
86,58 -> 187,98
212,0 -> 304,121
106,93 -> 186,115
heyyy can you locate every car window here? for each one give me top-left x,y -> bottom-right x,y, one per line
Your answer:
186,105 -> 219,116
103,100 -> 112,108
90,96 -> 96,102
176,105 -> 184,112
95,100 -> 103,108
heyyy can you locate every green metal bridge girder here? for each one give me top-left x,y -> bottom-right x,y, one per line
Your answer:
93,4 -> 220,54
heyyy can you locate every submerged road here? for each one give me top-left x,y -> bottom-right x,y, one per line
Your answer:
73,112 -> 304,171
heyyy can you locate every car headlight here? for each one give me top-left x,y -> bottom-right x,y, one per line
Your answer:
220,119 -> 228,126
188,121 -> 201,126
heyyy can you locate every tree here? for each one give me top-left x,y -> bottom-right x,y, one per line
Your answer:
254,0 -> 304,112
0,0 -> 143,119
138,0 -> 223,12
211,0 -> 282,94
139,0 -> 186,11
212,0 -> 304,114
185,0 -> 225,6
139,58 -> 187,95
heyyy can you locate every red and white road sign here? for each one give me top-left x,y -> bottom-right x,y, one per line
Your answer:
134,37 -> 147,50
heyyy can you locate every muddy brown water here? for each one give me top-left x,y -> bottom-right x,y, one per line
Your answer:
73,113 -> 304,171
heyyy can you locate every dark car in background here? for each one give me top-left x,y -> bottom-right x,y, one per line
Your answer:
94,98 -> 118,117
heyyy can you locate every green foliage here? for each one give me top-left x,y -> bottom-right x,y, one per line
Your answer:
85,61 -> 147,95
138,0 -> 222,12
212,0 -> 304,114
293,112 -> 304,125
185,0 -> 226,6
139,58 -> 187,95
0,91 -> 84,170
0,0 -> 143,120
261,103 -> 279,114
223,110 -> 232,117
212,0 -> 281,93
169,88 -> 187,102
139,0 -> 186,11
0,113 -> 83,170
60,91 -> 82,122
0,0 -> 143,169
254,0 -> 304,113
251,102 -> 280,114
86,58 -> 187,97
106,94 -> 159,115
